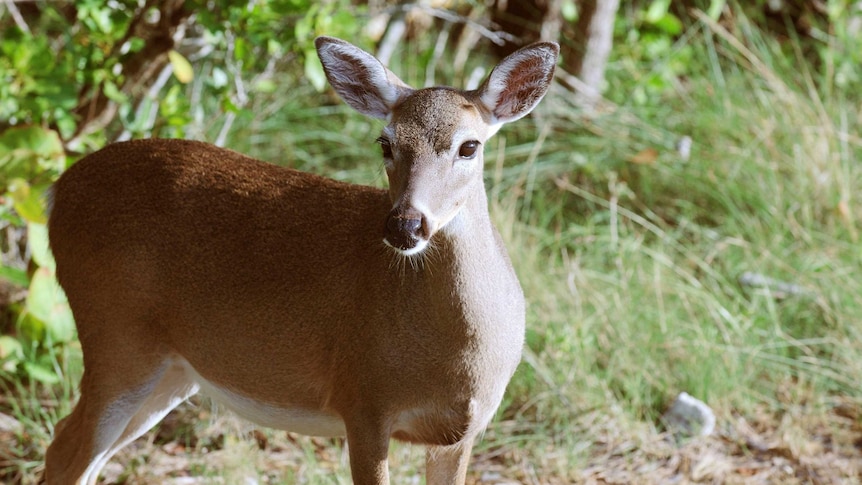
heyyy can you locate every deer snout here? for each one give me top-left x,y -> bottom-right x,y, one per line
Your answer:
384,208 -> 430,254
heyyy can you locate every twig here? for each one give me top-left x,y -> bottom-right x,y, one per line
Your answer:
424,24 -> 450,87
65,0 -> 191,149
376,15 -> 406,66
383,3 -> 518,46
115,63 -> 174,142
554,67 -> 616,113
738,272 -> 813,299
214,29 -> 283,147
2,0 -> 30,34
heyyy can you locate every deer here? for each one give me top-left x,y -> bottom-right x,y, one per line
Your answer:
43,36 -> 558,485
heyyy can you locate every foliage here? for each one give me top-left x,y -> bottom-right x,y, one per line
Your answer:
0,126 -> 73,384
0,0 -> 363,385
615,0 -> 861,105
1,10 -> 91,138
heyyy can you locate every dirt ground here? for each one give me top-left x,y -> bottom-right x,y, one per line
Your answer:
2,397 -> 861,484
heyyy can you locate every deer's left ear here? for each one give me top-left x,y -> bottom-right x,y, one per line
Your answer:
475,42 -> 559,126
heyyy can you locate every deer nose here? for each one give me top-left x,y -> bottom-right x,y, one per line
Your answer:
384,209 -> 426,251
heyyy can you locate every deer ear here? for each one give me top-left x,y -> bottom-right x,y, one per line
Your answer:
315,36 -> 414,120
475,42 -> 559,126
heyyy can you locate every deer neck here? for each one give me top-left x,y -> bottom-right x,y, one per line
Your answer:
418,181 -> 526,394
439,182 -> 500,265
425,181 -> 523,324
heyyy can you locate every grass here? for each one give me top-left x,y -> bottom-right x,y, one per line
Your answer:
3,12 -> 862,485
493,13 -> 862,481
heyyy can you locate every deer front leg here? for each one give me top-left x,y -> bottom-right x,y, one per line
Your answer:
426,436 -> 475,485
345,416 -> 392,485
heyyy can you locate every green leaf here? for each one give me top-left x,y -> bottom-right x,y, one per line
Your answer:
652,13 -> 683,36
304,48 -> 326,92
0,126 -> 64,182
47,300 -> 76,344
25,266 -> 74,343
0,335 -> 23,361
294,6 -> 317,42
55,115 -> 77,141
221,95 -> 239,114
330,10 -> 358,33
0,265 -> 28,287
234,37 -> 249,62
23,361 -> 59,384
127,36 -> 146,53
707,0 -> 726,21
254,79 -> 277,93
645,0 -> 671,23
267,38 -> 283,57
0,335 -> 23,372
17,313 -> 45,344
102,80 -> 127,103
168,49 -> 194,84
8,178 -> 47,223
28,222 -> 55,269
562,0 -> 577,22
26,266 -> 56,323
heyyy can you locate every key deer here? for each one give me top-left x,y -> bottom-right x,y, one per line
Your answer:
44,36 -> 558,484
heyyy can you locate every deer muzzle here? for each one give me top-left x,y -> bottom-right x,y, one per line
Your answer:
384,208 -> 429,253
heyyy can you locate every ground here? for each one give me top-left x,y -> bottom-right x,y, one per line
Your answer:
4,397 -> 858,484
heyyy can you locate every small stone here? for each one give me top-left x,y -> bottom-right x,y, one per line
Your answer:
662,392 -> 716,437
676,136 -> 693,160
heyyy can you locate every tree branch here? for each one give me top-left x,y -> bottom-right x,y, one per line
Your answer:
2,0 -> 31,34
65,0 -> 191,149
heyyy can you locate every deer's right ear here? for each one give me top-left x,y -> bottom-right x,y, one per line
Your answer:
476,42 -> 559,128
315,37 -> 413,120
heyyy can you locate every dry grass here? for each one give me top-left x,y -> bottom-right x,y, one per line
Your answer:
5,397 -> 858,484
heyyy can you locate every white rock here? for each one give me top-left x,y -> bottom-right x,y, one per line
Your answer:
662,392 -> 715,437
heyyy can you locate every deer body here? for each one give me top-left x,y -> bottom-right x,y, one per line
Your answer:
44,37 -> 557,484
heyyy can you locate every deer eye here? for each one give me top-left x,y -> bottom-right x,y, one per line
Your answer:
458,140 -> 479,159
376,137 -> 393,159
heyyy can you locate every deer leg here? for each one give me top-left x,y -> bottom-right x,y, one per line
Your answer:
426,436 -> 475,485
344,416 -> 392,485
44,362 -> 168,485
86,359 -> 199,482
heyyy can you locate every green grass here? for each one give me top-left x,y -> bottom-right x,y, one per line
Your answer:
3,13 -> 862,484
487,14 -> 862,480
0,342 -> 79,482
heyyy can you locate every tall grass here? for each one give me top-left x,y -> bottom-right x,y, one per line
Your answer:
488,12 -> 862,479
1,343 -> 79,482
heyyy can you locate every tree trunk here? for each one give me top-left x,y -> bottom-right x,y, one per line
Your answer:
490,0 -> 563,57
567,0 -> 620,106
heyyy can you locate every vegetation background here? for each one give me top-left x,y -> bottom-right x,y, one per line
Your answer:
1,0 -> 861,483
